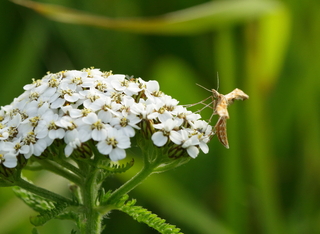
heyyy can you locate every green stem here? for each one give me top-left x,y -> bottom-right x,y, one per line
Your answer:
15,177 -> 72,204
56,158 -> 86,177
78,162 -> 103,234
107,161 -> 156,205
36,159 -> 82,185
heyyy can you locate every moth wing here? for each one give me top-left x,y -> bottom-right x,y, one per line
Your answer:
225,88 -> 249,104
214,117 -> 229,149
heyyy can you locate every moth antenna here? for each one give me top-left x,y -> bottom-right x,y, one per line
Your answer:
196,83 -> 212,92
216,72 -> 220,92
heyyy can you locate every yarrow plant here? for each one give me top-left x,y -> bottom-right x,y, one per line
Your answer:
0,68 -> 213,234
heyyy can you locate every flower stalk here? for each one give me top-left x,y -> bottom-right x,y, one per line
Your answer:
78,163 -> 103,234
15,177 -> 72,204
106,156 -> 159,206
34,158 -> 82,185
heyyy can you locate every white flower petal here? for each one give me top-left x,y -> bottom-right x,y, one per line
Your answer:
33,140 -> 47,156
49,129 -> 65,139
51,98 -> 65,109
109,148 -> 126,161
92,129 -> 107,141
187,146 -> 199,158
199,142 -> 209,154
82,112 -> 98,124
116,136 -> 131,149
3,153 -> 17,168
65,144 -> 74,156
97,141 -> 112,155
151,132 -> 168,147
169,131 -> 182,145
158,112 -> 173,123
78,129 -> 91,143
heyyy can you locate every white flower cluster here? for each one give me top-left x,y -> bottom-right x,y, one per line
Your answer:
0,68 -> 211,169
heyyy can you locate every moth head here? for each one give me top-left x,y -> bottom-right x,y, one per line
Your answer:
211,89 -> 220,99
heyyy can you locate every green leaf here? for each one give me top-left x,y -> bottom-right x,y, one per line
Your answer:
29,202 -> 69,226
13,186 -> 56,213
99,159 -> 134,175
116,195 -> 183,234
13,186 -> 71,226
11,0 -> 287,35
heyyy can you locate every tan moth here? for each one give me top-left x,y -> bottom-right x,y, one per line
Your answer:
191,84 -> 249,148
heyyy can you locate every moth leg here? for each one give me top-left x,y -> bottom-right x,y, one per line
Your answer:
184,96 -> 212,108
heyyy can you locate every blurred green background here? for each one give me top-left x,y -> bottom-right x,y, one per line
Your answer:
1,0 -> 320,233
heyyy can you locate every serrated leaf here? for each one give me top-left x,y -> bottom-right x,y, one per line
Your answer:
13,186 -> 55,213
29,202 -> 69,226
13,186 -> 72,226
99,159 -> 134,175
117,198 -> 183,234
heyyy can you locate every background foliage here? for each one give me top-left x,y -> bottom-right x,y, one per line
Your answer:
0,0 -> 319,233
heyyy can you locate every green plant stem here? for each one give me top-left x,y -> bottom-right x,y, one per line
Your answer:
56,158 -> 86,177
36,159 -> 82,185
79,165 -> 102,234
107,161 -> 156,205
15,177 -> 72,204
